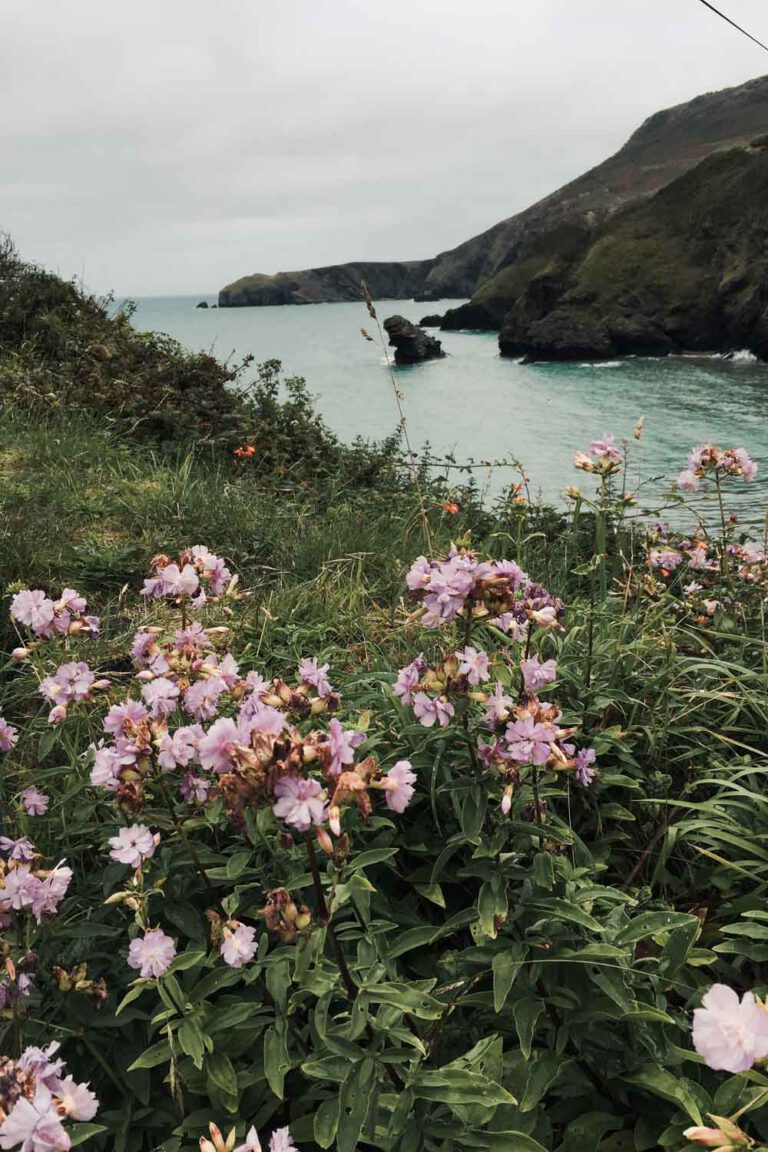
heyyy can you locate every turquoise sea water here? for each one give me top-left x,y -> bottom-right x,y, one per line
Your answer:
126,294 -> 768,526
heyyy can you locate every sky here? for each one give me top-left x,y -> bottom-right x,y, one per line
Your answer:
3,0 -> 768,295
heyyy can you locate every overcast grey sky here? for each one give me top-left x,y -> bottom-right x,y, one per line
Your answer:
3,0 -> 768,295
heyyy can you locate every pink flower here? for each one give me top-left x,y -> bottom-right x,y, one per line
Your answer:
0,716 -> 19,753
31,864 -> 72,921
393,656 -> 425,707
198,717 -> 246,775
56,1077 -> 99,1121
104,699 -> 149,738
157,724 -> 204,771
574,747 -> 597,787
268,1131 -> 297,1152
505,715 -> 555,765
10,589 -> 56,637
0,1083 -> 70,1152
179,773 -> 211,805
108,825 -> 158,868
693,983 -> 768,1073
183,677 -> 226,721
649,549 -> 683,571
413,693 -> 454,728
89,742 -> 125,790
383,761 -> 416,813
485,683 -> 513,727
405,555 -> 432,591
520,656 -> 557,693
327,718 -> 365,776
140,677 -> 180,720
456,646 -> 490,686
272,777 -> 327,831
589,433 -> 622,460
21,787 -> 49,816
298,657 -> 333,698
220,922 -> 257,968
39,661 -> 95,706
127,929 -> 176,979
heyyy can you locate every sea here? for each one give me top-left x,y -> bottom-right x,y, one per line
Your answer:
123,294 -> 768,529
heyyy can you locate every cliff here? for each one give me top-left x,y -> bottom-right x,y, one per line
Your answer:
496,138 -> 768,360
218,74 -> 768,326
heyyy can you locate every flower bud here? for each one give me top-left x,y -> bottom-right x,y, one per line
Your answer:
136,669 -> 155,682
104,891 -> 129,905
48,704 -> 68,726
682,1127 -> 738,1148
10,647 -> 30,660
316,828 -> 334,856
92,679 -> 111,690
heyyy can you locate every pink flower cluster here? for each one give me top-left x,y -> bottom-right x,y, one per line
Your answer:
38,660 -> 109,725
10,587 -> 99,640
0,845 -> 72,923
200,1122 -> 297,1152
678,444 -> 758,492
141,545 -> 233,605
405,547 -> 563,635
0,1041 -> 98,1152
573,433 -> 624,475
693,983 -> 768,1074
396,641 -> 596,810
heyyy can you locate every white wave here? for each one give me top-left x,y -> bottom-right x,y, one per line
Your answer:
728,349 -> 758,362
577,360 -> 624,369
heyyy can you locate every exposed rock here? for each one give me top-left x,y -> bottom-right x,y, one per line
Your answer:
418,313 -> 443,327
383,315 -> 446,364
219,75 -> 768,312
441,302 -> 506,331
196,301 -> 209,309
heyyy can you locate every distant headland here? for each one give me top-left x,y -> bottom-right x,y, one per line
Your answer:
219,75 -> 768,361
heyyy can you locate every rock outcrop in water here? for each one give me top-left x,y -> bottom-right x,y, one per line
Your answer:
218,74 -> 768,358
383,315 -> 445,364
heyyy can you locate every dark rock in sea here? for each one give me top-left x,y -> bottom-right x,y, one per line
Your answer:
441,302 -> 503,331
383,315 -> 446,364
196,301 -> 209,309
419,313 -> 443,327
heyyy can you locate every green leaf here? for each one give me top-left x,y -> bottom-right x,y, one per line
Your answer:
363,982 -> 443,1019
168,950 -> 206,974
461,1135 -> 548,1152
115,983 -> 151,1017
206,1051 -> 238,1098
513,995 -> 543,1060
386,925 -> 440,959
347,848 -> 399,871
337,1058 -> 376,1152
207,1001 -> 266,1034
314,1096 -> 340,1149
556,1111 -> 623,1152
623,1066 -> 702,1124
69,1124 -> 109,1146
492,944 -> 527,1012
264,1021 -> 291,1099
614,912 -> 697,947
127,1040 -> 171,1071
520,1052 -> 565,1112
412,1068 -> 516,1107
178,1015 -> 208,1069
530,898 -> 604,934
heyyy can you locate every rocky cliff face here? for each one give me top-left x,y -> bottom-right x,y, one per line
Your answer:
218,74 -> 768,326
218,260 -> 434,307
497,138 -> 768,360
